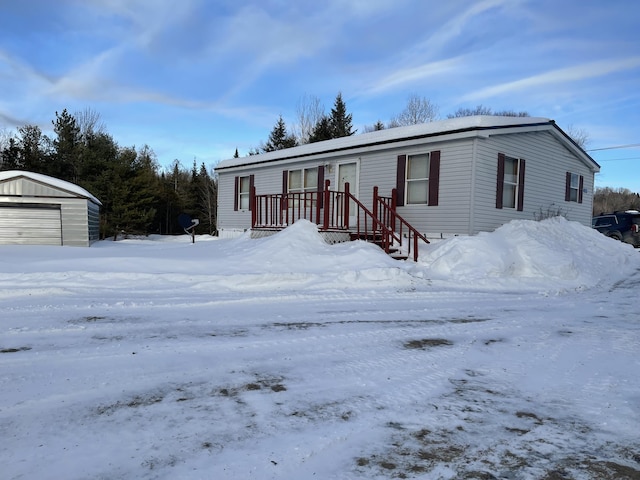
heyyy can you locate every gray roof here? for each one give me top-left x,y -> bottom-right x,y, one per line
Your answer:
216,115 -> 599,172
0,170 -> 102,205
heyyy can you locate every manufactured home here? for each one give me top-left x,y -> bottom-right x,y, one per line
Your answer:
215,116 -> 599,259
0,170 -> 101,247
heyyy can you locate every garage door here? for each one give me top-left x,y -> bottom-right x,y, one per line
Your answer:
0,204 -> 62,245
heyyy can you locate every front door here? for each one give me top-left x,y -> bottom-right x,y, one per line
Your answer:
337,162 -> 358,228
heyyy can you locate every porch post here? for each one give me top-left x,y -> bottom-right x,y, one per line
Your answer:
391,187 -> 397,231
344,182 -> 350,229
251,185 -> 257,227
372,186 -> 379,235
322,179 -> 330,230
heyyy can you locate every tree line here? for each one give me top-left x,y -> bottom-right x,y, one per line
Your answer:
1,97 -> 631,239
593,187 -> 640,215
0,109 -> 216,239
249,93 -> 591,156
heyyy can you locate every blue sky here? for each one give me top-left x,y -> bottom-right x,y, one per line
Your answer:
1,0 -> 639,191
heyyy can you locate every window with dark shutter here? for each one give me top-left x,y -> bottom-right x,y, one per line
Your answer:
517,158 -> 525,211
497,153 -> 525,210
317,165 -> 324,208
396,155 -> 406,206
235,175 -> 253,211
566,172 -> 581,203
578,175 -> 584,204
249,174 -> 255,211
496,153 -> 505,209
428,150 -> 440,206
234,176 -> 239,211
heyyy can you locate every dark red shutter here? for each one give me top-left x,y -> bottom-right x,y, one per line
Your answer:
248,174 -> 255,211
496,153 -> 505,209
317,165 -> 325,208
396,155 -> 406,206
428,150 -> 440,206
578,175 -> 584,204
565,172 -> 572,201
517,158 -> 525,211
282,170 -> 288,194
234,176 -> 239,211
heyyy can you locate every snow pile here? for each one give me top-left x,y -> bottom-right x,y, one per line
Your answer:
1,217 -> 637,298
2,217 -> 640,479
420,217 -> 640,290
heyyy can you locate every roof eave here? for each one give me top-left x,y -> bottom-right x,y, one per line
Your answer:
215,120 -> 557,172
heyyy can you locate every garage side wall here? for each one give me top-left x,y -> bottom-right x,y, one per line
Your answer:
60,198 -> 92,247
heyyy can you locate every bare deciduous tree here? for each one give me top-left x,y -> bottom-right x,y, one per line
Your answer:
447,105 -> 529,118
293,94 -> 325,144
0,126 -> 11,149
564,124 -> 590,149
593,187 -> 640,215
447,105 -> 494,118
74,107 -> 106,141
388,94 -> 439,128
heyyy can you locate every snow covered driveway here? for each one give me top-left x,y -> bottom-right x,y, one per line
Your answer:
1,219 -> 639,479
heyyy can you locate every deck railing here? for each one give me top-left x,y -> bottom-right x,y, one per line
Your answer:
251,181 -> 429,261
373,186 -> 429,262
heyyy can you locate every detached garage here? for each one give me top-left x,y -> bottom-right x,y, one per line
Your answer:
0,171 -> 101,247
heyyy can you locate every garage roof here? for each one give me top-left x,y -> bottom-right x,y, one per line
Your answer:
0,170 -> 102,206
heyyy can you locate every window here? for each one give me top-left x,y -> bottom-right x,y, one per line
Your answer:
234,174 -> 254,211
288,167 -> 318,194
282,166 -> 325,210
406,153 -> 429,204
565,172 -> 583,203
395,151 -> 440,207
496,153 -> 525,211
502,156 -> 519,209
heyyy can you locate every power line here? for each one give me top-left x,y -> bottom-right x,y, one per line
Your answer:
587,143 -> 640,152
597,156 -> 640,162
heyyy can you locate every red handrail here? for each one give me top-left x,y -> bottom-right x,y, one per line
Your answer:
252,182 -> 428,261
373,187 -> 429,261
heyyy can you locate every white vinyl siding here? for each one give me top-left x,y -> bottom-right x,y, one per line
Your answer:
473,131 -> 594,232
216,127 -> 595,237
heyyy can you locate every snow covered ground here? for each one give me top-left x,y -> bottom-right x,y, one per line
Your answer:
1,218 -> 639,480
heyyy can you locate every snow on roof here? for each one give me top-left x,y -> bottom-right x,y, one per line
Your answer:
0,170 -> 102,205
216,115 -> 554,170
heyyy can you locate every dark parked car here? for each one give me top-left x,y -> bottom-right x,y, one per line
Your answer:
592,211 -> 640,247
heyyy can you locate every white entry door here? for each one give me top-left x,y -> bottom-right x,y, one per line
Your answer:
337,162 -> 358,227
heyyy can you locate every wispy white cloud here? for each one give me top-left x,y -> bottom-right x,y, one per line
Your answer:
420,0 -> 520,56
362,57 -> 464,96
461,57 -> 640,102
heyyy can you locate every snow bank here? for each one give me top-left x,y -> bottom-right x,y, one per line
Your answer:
419,217 -> 640,290
1,217 -> 637,296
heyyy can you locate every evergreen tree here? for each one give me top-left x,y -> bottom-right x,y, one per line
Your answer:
308,93 -> 356,143
308,116 -> 333,143
52,109 -> 81,182
17,125 -> 50,172
262,115 -> 298,152
1,137 -> 21,170
195,162 -> 217,234
233,148 -> 239,158
329,92 -> 355,138
364,120 -> 385,133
